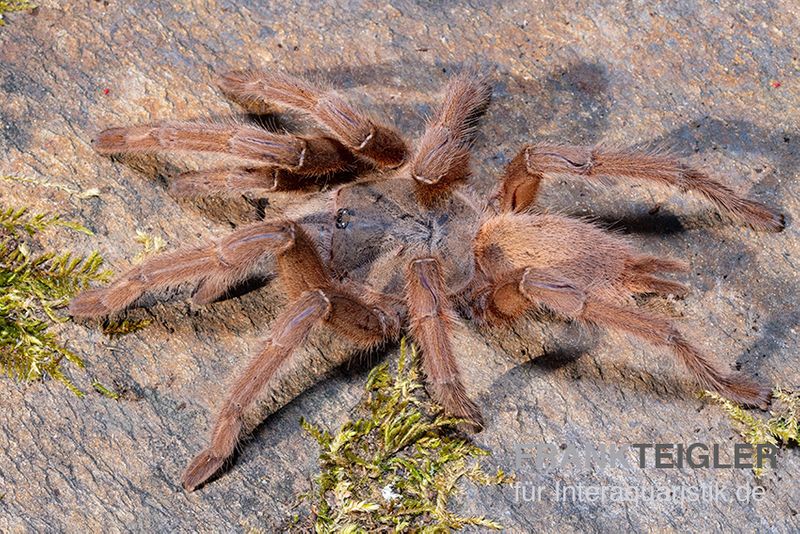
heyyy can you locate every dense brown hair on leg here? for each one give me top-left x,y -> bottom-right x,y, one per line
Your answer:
324,292 -> 401,347
472,267 -> 586,325
497,143 -> 785,231
169,166 -> 341,198
169,167 -> 275,198
495,147 -> 542,212
69,220 -> 297,317
410,71 -> 492,195
621,255 -> 690,297
622,273 -> 689,297
274,225 -> 331,299
626,255 -> 689,274
314,94 -> 408,167
406,258 -> 484,430
580,298 -> 771,408
93,122 -> 353,175
181,289 -> 332,491
217,70 -> 408,167
168,167 -> 281,198
181,283 -> 397,491
217,69 -> 320,111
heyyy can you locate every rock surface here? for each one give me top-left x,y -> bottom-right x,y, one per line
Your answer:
1,1 -> 799,531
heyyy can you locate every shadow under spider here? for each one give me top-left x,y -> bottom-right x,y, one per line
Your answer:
582,211 -> 687,236
482,340 -> 705,419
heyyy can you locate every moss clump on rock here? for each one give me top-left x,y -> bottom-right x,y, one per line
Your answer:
299,339 -> 512,533
0,0 -> 34,25
704,387 -> 800,475
0,204 -> 111,395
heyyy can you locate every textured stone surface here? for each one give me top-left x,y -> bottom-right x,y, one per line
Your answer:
1,1 -> 799,531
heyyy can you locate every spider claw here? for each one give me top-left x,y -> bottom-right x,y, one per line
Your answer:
434,385 -> 485,433
92,127 -> 135,154
742,203 -> 785,233
768,211 -> 786,233
717,373 -> 773,411
456,403 -> 485,433
182,449 -> 227,492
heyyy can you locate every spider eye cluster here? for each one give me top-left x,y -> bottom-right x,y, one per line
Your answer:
335,208 -> 352,229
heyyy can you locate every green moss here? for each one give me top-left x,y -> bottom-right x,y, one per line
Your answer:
91,379 -> 120,400
2,175 -> 101,199
101,317 -> 153,338
132,230 -> 166,263
704,387 -> 800,475
298,339 -> 513,533
0,0 -> 34,25
0,205 -> 111,395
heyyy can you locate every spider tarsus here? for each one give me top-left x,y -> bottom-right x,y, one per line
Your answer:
757,208 -> 786,233
68,288 -> 111,318
713,372 -> 773,411
458,420 -> 484,434
455,400 -> 485,433
666,333 -> 771,410
181,449 -> 227,492
627,255 -> 689,274
774,212 -> 787,232
93,127 -> 135,154
430,380 -> 485,433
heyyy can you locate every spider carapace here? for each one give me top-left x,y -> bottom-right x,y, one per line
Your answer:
70,66 -> 784,491
324,179 -> 479,294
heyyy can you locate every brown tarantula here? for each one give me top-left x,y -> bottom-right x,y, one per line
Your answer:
70,67 -> 784,491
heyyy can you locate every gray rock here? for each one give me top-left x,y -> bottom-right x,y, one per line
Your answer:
1,1 -> 798,531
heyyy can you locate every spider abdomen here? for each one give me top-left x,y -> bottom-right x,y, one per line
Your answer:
474,212 -> 638,299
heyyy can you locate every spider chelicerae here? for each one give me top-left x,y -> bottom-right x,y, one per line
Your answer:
70,67 -> 784,491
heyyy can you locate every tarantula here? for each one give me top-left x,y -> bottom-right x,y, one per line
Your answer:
70,67 -> 784,491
